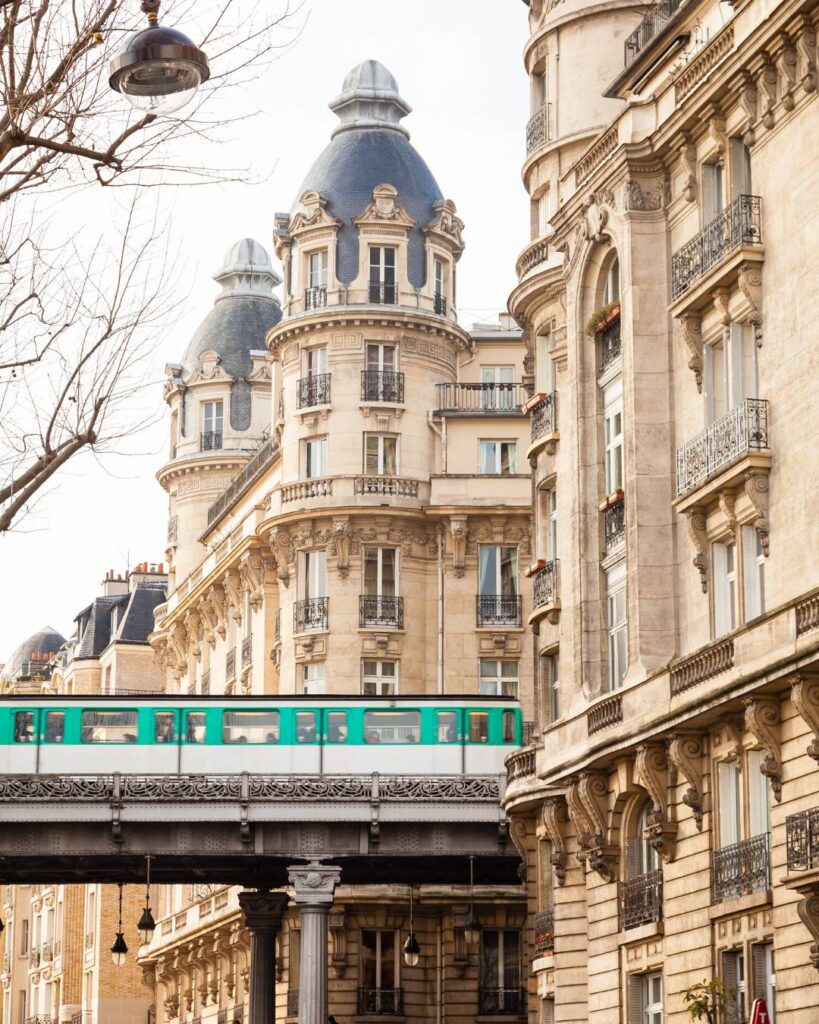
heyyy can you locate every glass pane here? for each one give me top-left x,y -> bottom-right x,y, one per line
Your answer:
363,710 -> 420,744
469,712 -> 489,743
481,930 -> 500,986
363,550 -> 379,594
81,710 -> 138,744
14,711 -> 34,743
296,712 -> 317,744
155,712 -> 176,743
437,711 -> 458,742
501,443 -> 517,474
326,711 -> 348,743
381,931 -> 396,988
503,711 -> 516,743
365,435 -> 379,473
186,712 -> 206,743
366,343 -> 380,370
500,547 -> 518,596
503,931 -> 521,987
383,437 -> 397,475
479,546 -> 496,595
44,711 -> 64,743
361,929 -> 377,987
222,710 -> 280,744
479,441 -> 495,474
381,550 -> 396,595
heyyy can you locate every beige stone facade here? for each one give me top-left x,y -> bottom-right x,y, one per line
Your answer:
505,0 -> 819,1021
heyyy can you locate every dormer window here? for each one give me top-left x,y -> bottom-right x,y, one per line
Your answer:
306,251 -> 328,310
433,258 -> 446,315
201,400 -> 223,451
369,246 -> 396,304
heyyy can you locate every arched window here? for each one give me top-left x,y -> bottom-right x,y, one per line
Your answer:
628,800 -> 660,878
602,255 -> 620,306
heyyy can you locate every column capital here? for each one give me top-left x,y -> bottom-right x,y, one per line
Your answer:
237,890 -> 289,932
288,861 -> 341,906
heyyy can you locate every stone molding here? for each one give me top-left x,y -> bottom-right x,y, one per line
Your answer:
288,861 -> 342,906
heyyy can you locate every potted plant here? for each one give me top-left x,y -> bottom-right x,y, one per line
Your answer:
585,300 -> 621,338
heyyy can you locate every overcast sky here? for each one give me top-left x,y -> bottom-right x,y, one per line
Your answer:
0,0 -> 530,661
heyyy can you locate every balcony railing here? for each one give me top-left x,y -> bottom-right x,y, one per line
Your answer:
477,594 -> 522,628
670,637 -> 734,695
40,939 -> 54,962
676,398 -> 769,496
435,382 -> 527,415
506,747 -> 536,784
226,649 -> 236,680
671,194 -> 762,299
357,988 -> 404,1015
532,561 -> 559,609
530,392 -> 557,442
433,292 -> 447,315
360,595 -> 404,629
297,372 -> 331,408
29,948 -> 40,968
361,369 -> 404,403
619,868 -> 663,930
786,806 -> 819,871
526,103 -> 550,154
599,314 -> 622,374
206,436 -> 280,527
26,1017 -> 55,1024
201,669 -> 210,695
587,693 -> 623,734
534,910 -> 554,956
200,431 -> 223,451
479,989 -> 525,1016
604,498 -> 626,551
712,833 -> 770,904
368,282 -> 397,304
304,285 -> 327,310
294,597 -> 329,633
241,634 -> 252,668
624,0 -> 688,65
355,476 -> 419,498
281,478 -> 333,503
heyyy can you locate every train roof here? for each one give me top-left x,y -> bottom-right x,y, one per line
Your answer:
0,693 -> 520,705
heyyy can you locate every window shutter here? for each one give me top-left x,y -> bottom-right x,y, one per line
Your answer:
722,951 -> 739,1024
751,943 -> 767,1001
729,137 -> 752,197
627,974 -> 644,1024
718,762 -> 740,847
747,748 -> 771,837
542,998 -> 555,1024
713,543 -> 730,638
702,163 -> 717,223
742,525 -> 763,621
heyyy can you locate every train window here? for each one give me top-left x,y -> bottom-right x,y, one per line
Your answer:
222,711 -> 280,744
44,712 -> 65,743
296,712 -> 317,744
437,711 -> 458,743
155,712 -> 176,743
81,710 -> 138,744
13,712 -> 34,743
185,712 -> 206,744
502,710 -> 516,743
468,712 -> 489,744
326,712 -> 348,743
364,710 -> 420,744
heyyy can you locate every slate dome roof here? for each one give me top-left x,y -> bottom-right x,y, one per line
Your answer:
4,626 -> 66,680
179,238 -> 282,431
291,61 -> 444,288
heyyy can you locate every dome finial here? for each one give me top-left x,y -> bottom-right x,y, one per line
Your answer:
212,238 -> 281,303
329,60 -> 412,139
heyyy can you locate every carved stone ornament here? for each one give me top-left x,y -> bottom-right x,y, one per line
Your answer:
353,183 -> 416,228
331,518 -> 352,578
707,108 -> 728,154
237,890 -> 289,932
239,552 -> 264,610
686,511 -> 709,593
197,595 -> 218,648
269,528 -> 292,587
777,33 -> 798,111
679,137 -> 697,202
635,744 -> 677,860
790,675 -> 819,761
743,469 -> 770,555
329,910 -> 348,977
797,16 -> 817,93
757,56 -> 777,129
578,771 -> 617,882
542,797 -> 569,885
737,70 -> 758,146
224,568 -> 243,624
287,861 -> 342,906
718,489 -> 737,534
798,890 -> 819,971
624,178 -> 668,212
580,194 -> 610,243
744,697 -> 782,801
738,263 -> 763,346
450,516 -> 468,577
425,198 -> 465,253
183,609 -> 202,660
678,313 -> 703,391
209,583 -> 228,638
667,733 -> 705,829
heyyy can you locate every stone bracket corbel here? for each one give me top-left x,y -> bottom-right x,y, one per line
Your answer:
635,743 -> 678,860
797,888 -> 819,972
736,69 -> 758,146
679,135 -> 697,202
777,32 -> 798,111
269,528 -> 292,588
745,469 -> 770,555
758,54 -> 778,129
737,262 -> 763,346
223,568 -> 243,624
329,910 -> 348,977
331,517 -> 352,578
667,732 -> 705,830
678,313 -> 703,391
744,697 -> 783,801
578,771 -> 617,882
239,551 -> 264,610
542,796 -> 569,886
449,516 -> 468,578
797,15 -> 817,93
209,583 -> 228,638
686,511 -> 709,593
791,675 -> 819,761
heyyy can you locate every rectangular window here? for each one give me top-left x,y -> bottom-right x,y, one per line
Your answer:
43,711 -> 64,743
304,437 -> 328,478
364,433 -> 398,475
722,949 -> 746,1023
360,929 -> 397,991
729,136 -> 752,198
362,660 -> 399,696
302,662 -> 325,695
20,920 -> 29,955
603,382 -> 624,494
606,567 -> 627,690
326,711 -> 348,743
363,547 -> 397,597
437,711 -> 458,743
478,545 -> 518,597
303,550 -> 327,600
705,323 -> 757,423
366,342 -> 397,372
542,653 -> 559,725
221,710 -> 280,744
308,250 -> 328,288
702,160 -> 726,223
185,712 -> 206,743
643,972 -> 664,1024
479,659 -> 519,698
742,525 -> 765,621
434,257 -> 445,298
363,710 -> 418,743
748,748 -> 771,838
304,346 -> 327,376
81,710 -> 138,744
481,931 -> 522,1014
481,365 -> 516,410
296,711 -> 318,744
468,711 -> 489,744
154,712 -> 176,743
532,69 -> 547,109
203,400 -> 223,436
369,247 -> 397,303
718,761 -> 742,847
13,711 -> 34,743
713,540 -> 738,637
479,440 -> 518,475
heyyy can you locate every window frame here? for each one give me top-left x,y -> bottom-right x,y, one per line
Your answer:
303,436 -> 329,479
361,659 -> 399,696
603,379 -> 624,495
479,658 -> 519,698
478,544 -> 519,597
478,439 -> 518,475
302,662 -> 325,695
606,563 -> 628,691
363,432 -> 398,475
307,249 -> 328,289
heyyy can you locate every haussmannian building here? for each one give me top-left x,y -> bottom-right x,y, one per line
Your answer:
503,0 -> 819,1022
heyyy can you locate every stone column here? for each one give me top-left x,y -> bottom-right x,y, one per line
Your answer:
237,890 -> 289,1024
288,861 -> 342,1024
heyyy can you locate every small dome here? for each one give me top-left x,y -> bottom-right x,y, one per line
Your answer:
4,626 -> 66,681
213,237 -> 280,302
331,60 -> 411,138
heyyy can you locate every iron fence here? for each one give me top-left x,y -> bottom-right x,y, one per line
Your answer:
624,0 -> 688,65
297,373 -> 331,408
201,670 -> 210,695
534,910 -> 554,955
531,392 -> 557,441
671,195 -> 762,298
786,806 -> 819,871
226,649 -> 236,680
599,315 -> 622,374
619,868 -> 663,930
357,988 -> 404,1015
532,561 -> 559,609
479,989 -> 525,1015
676,398 -> 769,495
434,292 -> 447,315
206,436 -> 280,526
200,431 -> 223,451
361,370 -> 404,403
241,635 -> 252,668
275,608 -> 281,644
712,833 -> 770,903
604,499 -> 626,550
359,595 -> 404,629
476,594 -> 522,627
294,597 -> 329,633
526,103 -> 550,154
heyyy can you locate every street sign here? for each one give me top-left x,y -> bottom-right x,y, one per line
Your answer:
750,998 -> 771,1024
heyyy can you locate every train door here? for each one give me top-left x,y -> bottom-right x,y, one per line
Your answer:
433,709 -> 462,773
180,709 -> 210,773
293,709 -> 321,774
464,709 -> 491,774
39,709 -> 68,774
320,709 -> 350,774
150,708 -> 180,773
3,707 -> 38,773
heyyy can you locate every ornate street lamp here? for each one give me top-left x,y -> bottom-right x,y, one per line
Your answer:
463,855 -> 481,946
402,886 -> 420,967
109,0 -> 210,116
111,883 -> 128,967
137,855 -> 156,944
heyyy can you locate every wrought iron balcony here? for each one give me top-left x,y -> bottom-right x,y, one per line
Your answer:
599,314 -> 622,374
530,392 -> 557,442
477,594 -> 522,628
526,103 -> 550,154
297,372 -> 331,408
479,989 -> 525,1016
435,381 -> 527,415
357,988 -> 404,1015
368,282 -> 397,304
26,1017 -> 55,1024
604,498 -> 625,551
434,292 -> 447,315
624,0 -> 688,66
226,649 -> 236,680
287,990 -> 299,1016
786,806 -> 819,871
200,431 -> 223,451
359,595 -> 404,629
619,868 -> 663,930
361,369 -> 404,403
532,560 -> 559,609
201,670 -> 210,695
355,476 -> 419,498
207,436 -> 280,527
294,597 -> 329,633
676,398 -> 769,496
712,833 -> 770,904
241,634 -> 252,668
671,195 -> 762,299
534,910 -> 554,956
304,285 -> 327,310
